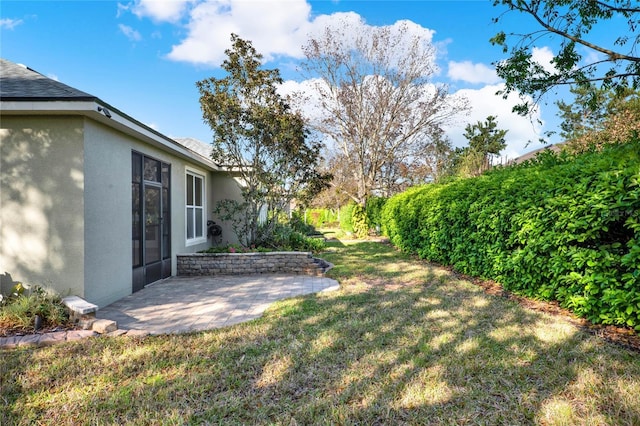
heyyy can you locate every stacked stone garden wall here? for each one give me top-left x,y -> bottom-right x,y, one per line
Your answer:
177,252 -> 332,277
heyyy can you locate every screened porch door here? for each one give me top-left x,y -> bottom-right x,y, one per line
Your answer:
132,152 -> 171,293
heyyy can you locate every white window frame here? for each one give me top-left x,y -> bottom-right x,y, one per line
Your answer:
185,169 -> 207,246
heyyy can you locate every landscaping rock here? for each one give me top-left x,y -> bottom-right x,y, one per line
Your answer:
66,330 -> 97,341
92,319 -> 117,334
62,296 -> 98,315
125,329 -> 150,338
77,317 -> 96,330
37,331 -> 68,346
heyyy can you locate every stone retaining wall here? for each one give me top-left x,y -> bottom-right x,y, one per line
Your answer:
177,252 -> 333,277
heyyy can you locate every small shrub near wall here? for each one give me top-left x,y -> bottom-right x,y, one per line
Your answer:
0,284 -> 71,332
381,139 -> 640,331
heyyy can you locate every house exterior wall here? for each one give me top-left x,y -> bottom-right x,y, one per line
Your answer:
0,116 -> 85,298
83,120 -> 231,306
82,119 -> 132,307
1,114 -> 243,308
209,173 -> 244,246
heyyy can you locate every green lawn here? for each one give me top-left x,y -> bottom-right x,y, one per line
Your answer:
2,240 -> 639,425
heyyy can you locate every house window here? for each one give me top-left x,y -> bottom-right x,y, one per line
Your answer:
186,171 -> 205,244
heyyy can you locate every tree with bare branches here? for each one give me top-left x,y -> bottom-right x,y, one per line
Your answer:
300,19 -> 468,206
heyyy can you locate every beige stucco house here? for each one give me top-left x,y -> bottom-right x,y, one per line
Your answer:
0,59 -> 241,307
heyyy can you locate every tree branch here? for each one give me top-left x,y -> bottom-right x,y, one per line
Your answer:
595,1 -> 640,14
520,1 -> 640,62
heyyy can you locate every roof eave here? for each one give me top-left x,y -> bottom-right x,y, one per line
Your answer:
0,99 -> 225,172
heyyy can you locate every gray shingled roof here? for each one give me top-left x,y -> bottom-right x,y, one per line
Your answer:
0,58 -> 96,101
174,137 -> 213,159
0,59 -> 218,166
512,143 -> 565,164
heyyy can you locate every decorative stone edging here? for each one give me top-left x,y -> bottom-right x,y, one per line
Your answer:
177,251 -> 333,277
0,328 -> 150,349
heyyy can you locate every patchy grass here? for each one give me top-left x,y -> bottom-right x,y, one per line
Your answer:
2,241 -> 639,425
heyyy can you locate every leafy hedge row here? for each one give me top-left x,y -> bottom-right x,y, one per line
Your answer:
381,140 -> 640,330
303,208 -> 339,229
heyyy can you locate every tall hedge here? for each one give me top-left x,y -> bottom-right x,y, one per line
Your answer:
381,139 -> 640,330
304,208 -> 339,228
365,196 -> 388,231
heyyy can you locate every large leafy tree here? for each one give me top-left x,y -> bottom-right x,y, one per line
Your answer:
197,34 -> 330,246
375,132 -> 454,192
491,0 -> 640,115
560,86 -> 640,152
300,18 -> 468,206
556,84 -> 615,141
557,83 -> 640,141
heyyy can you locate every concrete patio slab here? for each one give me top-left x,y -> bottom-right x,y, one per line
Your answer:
95,274 -> 340,335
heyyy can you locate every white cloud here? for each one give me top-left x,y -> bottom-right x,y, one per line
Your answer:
0,18 -> 24,30
119,24 -> 142,41
155,1 -> 436,68
127,1 -> 438,69
116,3 -> 130,18
445,84 -> 546,160
531,46 -> 556,74
166,0 -> 314,65
578,44 -> 605,70
131,0 -> 193,23
278,78 -> 325,122
47,74 -> 59,82
447,61 -> 500,85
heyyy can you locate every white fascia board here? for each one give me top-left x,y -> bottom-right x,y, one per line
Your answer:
0,100 -> 97,112
0,100 -> 225,172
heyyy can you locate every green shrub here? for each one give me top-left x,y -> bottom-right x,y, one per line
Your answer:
382,138 -> 640,331
201,244 -> 272,253
0,284 -> 70,331
339,203 -> 356,234
285,230 -> 327,252
258,223 -> 326,252
203,224 -> 326,253
303,208 -> 339,229
289,211 -> 317,235
365,196 -> 388,232
338,202 -> 374,238
352,204 -> 369,238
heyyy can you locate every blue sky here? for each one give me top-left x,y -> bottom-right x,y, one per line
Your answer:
0,0 -> 616,159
